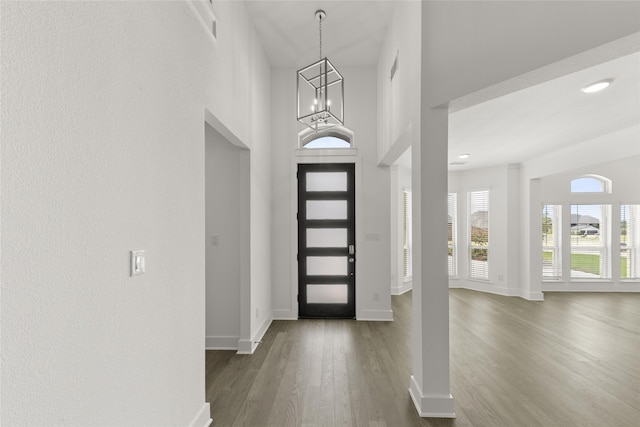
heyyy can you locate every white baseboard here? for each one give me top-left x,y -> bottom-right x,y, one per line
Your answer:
391,281 -> 412,295
357,309 -> 393,321
205,335 -> 239,350
272,308 -> 297,320
409,376 -> 455,418
237,315 -> 273,355
520,290 -> 545,301
188,402 -> 212,427
451,281 -> 525,298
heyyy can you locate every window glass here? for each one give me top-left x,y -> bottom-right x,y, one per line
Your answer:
468,190 -> 489,280
620,205 -> 640,279
304,136 -> 350,149
570,204 -> 611,279
571,176 -> 609,193
542,205 -> 562,279
448,193 -> 457,277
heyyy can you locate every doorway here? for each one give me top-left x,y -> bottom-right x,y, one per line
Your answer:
297,163 -> 356,318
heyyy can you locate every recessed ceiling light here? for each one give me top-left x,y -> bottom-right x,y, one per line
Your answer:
581,79 -> 613,93
458,154 -> 470,159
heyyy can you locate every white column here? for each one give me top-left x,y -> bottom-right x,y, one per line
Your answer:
409,104 -> 455,417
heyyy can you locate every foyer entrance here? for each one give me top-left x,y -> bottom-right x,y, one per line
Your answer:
297,163 -> 356,318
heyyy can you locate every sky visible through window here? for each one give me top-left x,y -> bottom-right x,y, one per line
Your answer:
571,177 -> 604,193
304,136 -> 350,149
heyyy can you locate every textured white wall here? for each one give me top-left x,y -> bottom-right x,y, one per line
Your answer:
1,0 -> 270,425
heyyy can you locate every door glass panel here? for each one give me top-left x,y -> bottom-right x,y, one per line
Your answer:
307,256 -> 348,275
307,200 -> 347,220
307,284 -> 348,304
306,172 -> 347,192
307,228 -> 347,248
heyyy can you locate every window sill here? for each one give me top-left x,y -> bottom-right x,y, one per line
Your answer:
466,277 -> 492,284
295,148 -> 358,157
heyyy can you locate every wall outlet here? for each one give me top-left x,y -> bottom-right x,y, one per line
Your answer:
211,235 -> 219,246
373,291 -> 380,301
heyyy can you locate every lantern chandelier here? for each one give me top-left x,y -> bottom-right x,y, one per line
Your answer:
297,10 -> 344,131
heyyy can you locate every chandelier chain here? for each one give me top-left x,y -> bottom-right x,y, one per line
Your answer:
319,15 -> 322,59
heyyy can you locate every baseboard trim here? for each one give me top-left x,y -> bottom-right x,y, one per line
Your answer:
391,281 -> 412,295
409,376 -> 455,418
357,309 -> 393,321
188,402 -> 212,427
520,291 -> 545,301
451,281 -> 529,299
205,335 -> 239,350
272,308 -> 297,320
237,315 -> 273,355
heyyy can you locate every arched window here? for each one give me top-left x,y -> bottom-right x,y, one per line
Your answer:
570,175 -> 612,193
300,128 -> 353,149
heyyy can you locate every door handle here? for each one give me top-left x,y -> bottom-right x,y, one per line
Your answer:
349,245 -> 355,255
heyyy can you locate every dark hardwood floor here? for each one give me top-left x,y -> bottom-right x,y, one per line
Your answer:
206,290 -> 640,426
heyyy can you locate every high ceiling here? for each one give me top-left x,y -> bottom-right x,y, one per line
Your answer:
244,1 -> 640,171
244,1 -> 394,68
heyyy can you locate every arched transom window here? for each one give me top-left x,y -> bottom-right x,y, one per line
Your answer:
570,175 -> 612,193
301,129 -> 353,149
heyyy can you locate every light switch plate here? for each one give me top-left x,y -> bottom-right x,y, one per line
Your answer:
131,250 -> 145,276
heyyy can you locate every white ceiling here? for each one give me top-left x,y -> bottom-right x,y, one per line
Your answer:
243,1 -> 640,172
447,51 -> 640,171
244,1 -> 395,67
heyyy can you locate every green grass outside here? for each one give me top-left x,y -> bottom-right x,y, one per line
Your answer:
543,251 -> 628,278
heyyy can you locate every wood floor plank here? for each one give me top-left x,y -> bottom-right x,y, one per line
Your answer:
206,290 -> 640,426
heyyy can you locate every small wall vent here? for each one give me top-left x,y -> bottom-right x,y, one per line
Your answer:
192,0 -> 217,40
390,50 -> 399,81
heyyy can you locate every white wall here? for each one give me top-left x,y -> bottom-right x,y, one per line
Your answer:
448,165 -> 522,296
271,66 -> 392,321
205,126 -> 242,349
377,1 -> 421,165
1,0 -> 270,424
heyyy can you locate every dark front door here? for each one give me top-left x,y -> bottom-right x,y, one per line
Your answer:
298,163 -> 355,318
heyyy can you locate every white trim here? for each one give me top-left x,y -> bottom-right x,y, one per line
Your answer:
205,336 -> 239,350
519,291 -> 545,301
542,282 -> 640,292
357,309 -> 394,321
295,148 -> 358,157
272,309 -> 297,320
409,376 -> 456,418
237,315 -> 273,355
391,280 -> 412,295
291,154 -> 363,322
188,403 -> 212,427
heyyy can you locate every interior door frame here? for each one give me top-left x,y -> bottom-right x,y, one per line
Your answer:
289,153 -> 362,320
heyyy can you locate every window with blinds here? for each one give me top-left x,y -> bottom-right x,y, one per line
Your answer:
403,189 -> 412,280
468,190 -> 489,280
620,205 -> 639,279
570,204 -> 611,279
448,193 -> 457,277
542,204 -> 562,279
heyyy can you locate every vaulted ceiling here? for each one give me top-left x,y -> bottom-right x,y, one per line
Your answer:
244,1 -> 640,171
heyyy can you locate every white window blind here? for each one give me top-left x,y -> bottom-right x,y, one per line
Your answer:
542,204 -> 562,279
620,205 -> 640,279
570,204 -> 611,279
468,190 -> 489,280
448,193 -> 457,277
403,190 -> 412,279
